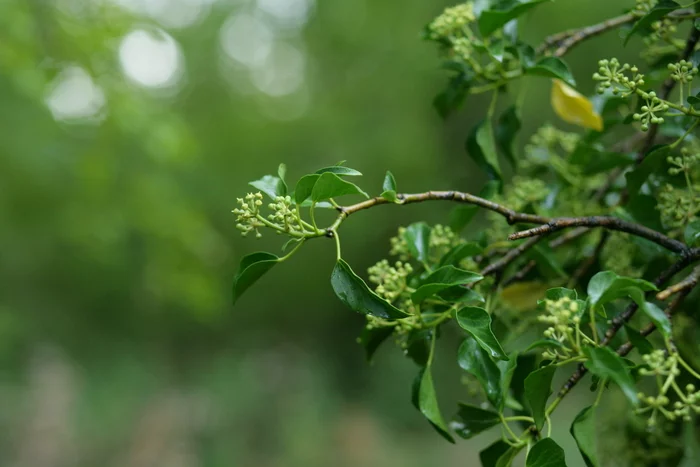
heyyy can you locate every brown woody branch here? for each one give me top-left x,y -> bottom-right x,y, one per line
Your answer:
657,265 -> 700,301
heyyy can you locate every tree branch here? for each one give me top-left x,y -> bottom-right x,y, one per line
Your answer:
657,265 -> 700,301
509,216 -> 689,256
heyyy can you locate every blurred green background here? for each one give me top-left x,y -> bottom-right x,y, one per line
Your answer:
0,1 -> 643,466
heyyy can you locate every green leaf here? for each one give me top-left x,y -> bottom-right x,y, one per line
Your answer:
277,163 -> 288,194
458,337 -> 503,408
232,252 -> 280,305
480,439 -> 512,467
314,165 -> 362,176
311,172 -> 369,202
450,402 -> 500,440
624,324 -> 654,355
434,71 -> 472,119
625,145 -> 669,197
680,420 -> 700,467
624,0 -> 681,45
456,307 -> 508,360
685,220 -> 700,246
524,365 -> 556,430
525,339 -> 565,353
412,266 -> 483,303
403,222 -> 432,262
583,346 -> 639,405
406,329 -> 433,366
526,438 -> 567,467
358,326 -> 394,362
526,57 -> 576,87
571,406 -> 599,467
497,446 -> 525,467
688,91 -> 700,108
437,286 -> 485,305
330,259 -> 408,320
467,119 -> 502,181
478,0 -> 550,37
545,287 -> 577,301
380,170 -> 398,202
626,288 -> 672,339
495,105 -> 522,167
569,145 -> 634,174
587,271 -> 657,308
498,353 -> 519,411
438,243 -> 483,267
249,175 -> 286,200
294,174 -> 320,204
417,368 -> 456,443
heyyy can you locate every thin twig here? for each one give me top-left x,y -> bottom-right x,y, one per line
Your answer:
482,237 -> 543,276
657,265 -> 700,301
509,216 -> 689,255
552,14 -> 636,57
500,227 -> 591,287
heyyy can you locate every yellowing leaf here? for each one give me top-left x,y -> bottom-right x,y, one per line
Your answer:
500,281 -> 550,312
550,79 -> 603,131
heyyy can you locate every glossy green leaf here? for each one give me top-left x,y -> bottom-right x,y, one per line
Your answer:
498,353 -> 519,411
587,271 -> 657,308
438,242 -> 483,267
406,329 -> 432,366
294,174 -> 320,204
569,145 -> 634,174
571,406 -> 599,467
311,172 -> 369,202
685,220 -> 700,246
314,165 -> 362,176
458,337 -> 503,408
583,346 -> 639,405
412,266 -> 483,303
626,288 -> 672,339
624,324 -> 654,355
417,368 -> 455,443
526,438 -> 567,467
358,326 -> 394,362
450,402 -> 500,440
434,72 -> 472,119
330,259 -> 408,320
545,287 -> 577,301
249,175 -> 286,200
437,286 -> 485,305
467,119 -> 502,181
456,307 -> 508,360
381,170 -> 399,202
525,339 -> 565,353
403,222 -> 432,262
277,163 -> 288,194
624,0 -> 681,45
526,57 -> 576,87
524,365 -> 556,430
478,0 -> 550,37
232,252 -> 280,305
497,446 -> 525,467
495,105 -> 522,167
625,145 -> 669,197
688,91 -> 700,108
480,439 -> 512,467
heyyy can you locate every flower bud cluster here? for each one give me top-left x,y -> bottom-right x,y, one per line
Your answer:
633,92 -> 669,131
233,192 -> 265,238
668,60 -> 698,85
427,2 -> 476,40
268,195 -> 299,234
637,351 -> 700,425
593,58 -> 645,97
632,0 -> 656,16
538,297 -> 581,360
429,224 -> 458,260
368,259 -> 414,302
667,147 -> 700,176
657,184 -> 697,230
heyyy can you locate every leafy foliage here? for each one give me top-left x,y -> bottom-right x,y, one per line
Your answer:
232,1 -> 700,465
